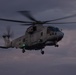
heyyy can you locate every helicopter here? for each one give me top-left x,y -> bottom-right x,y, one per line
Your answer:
0,11 -> 76,54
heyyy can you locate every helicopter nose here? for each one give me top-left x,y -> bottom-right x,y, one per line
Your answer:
58,32 -> 64,41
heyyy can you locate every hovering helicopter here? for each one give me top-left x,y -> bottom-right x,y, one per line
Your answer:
0,11 -> 76,54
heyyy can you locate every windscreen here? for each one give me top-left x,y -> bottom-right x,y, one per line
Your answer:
47,26 -> 60,32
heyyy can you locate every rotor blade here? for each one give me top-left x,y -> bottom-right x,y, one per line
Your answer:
21,23 -> 32,26
0,18 -> 32,23
18,11 -> 38,22
45,22 -> 76,24
44,14 -> 76,23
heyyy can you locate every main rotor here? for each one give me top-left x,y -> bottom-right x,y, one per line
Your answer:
0,10 -> 76,26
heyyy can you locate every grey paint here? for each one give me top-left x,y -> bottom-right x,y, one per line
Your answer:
0,0 -> 76,75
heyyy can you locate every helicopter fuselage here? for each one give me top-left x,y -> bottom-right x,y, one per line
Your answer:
0,10 -> 75,54
11,25 -> 64,50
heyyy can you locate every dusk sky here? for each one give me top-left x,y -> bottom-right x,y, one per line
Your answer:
0,0 -> 76,75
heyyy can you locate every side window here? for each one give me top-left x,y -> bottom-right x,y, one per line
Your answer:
41,32 -> 43,36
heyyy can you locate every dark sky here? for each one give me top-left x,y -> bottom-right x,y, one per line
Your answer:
0,0 -> 76,75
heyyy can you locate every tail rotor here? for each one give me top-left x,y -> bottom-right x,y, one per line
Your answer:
1,26 -> 14,47
2,26 -> 14,39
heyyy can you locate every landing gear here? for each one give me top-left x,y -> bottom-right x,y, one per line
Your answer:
22,49 -> 25,53
41,50 -> 44,55
55,44 -> 59,47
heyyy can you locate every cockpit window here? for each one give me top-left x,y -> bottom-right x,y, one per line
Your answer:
47,26 -> 60,32
55,28 -> 60,31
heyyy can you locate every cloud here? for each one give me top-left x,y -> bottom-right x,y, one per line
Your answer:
0,0 -> 76,75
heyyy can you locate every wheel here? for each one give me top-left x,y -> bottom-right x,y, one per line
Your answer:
41,51 -> 44,55
22,49 -> 25,53
55,44 -> 59,47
